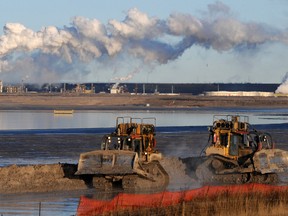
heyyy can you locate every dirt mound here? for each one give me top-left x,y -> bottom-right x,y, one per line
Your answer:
0,163 -> 87,194
0,158 -> 199,194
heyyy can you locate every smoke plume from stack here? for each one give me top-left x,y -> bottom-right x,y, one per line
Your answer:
275,72 -> 288,94
0,2 -> 287,83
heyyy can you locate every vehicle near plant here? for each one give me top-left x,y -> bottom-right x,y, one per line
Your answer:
183,115 -> 288,184
75,117 -> 169,191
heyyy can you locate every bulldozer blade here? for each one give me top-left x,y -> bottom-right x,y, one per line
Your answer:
132,163 -> 156,181
75,150 -> 137,175
253,149 -> 288,174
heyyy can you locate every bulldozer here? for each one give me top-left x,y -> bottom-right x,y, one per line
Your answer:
182,115 -> 288,184
75,117 -> 169,191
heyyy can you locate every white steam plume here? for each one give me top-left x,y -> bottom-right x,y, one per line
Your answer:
275,72 -> 288,94
111,67 -> 141,82
0,3 -> 288,82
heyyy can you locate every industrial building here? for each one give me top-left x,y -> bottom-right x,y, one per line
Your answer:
0,81 -> 281,96
204,91 -> 274,97
0,80 -> 25,93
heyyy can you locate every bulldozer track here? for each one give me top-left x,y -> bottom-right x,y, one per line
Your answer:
88,161 -> 169,192
195,157 -> 279,184
122,161 -> 169,192
92,176 -> 113,190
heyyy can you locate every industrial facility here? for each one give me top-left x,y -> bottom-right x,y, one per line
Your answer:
204,91 -> 274,97
0,80 -> 282,96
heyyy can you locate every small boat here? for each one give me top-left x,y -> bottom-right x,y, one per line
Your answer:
53,110 -> 74,115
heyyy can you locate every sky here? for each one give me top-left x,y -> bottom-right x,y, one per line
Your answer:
0,0 -> 288,84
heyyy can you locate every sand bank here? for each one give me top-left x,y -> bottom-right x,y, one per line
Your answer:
0,93 -> 287,110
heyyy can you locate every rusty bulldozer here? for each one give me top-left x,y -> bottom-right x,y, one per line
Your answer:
75,117 -> 169,191
182,115 -> 288,184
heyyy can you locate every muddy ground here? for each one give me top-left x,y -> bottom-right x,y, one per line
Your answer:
0,163 -> 86,194
0,129 -> 287,194
0,93 -> 288,110
0,132 -> 203,194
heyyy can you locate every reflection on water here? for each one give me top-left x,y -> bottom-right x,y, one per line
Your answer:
0,200 -> 78,216
0,191 -> 85,216
0,108 -> 288,130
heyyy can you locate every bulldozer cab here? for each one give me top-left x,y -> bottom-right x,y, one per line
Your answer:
100,117 -> 158,162
206,115 -> 275,159
206,115 -> 253,159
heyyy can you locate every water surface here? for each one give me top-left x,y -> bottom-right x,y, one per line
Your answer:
0,107 -> 288,130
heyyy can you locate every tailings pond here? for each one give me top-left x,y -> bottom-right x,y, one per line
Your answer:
1,108 -> 288,215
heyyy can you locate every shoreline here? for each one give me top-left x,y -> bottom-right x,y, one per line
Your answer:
0,93 -> 288,110
1,123 -> 288,135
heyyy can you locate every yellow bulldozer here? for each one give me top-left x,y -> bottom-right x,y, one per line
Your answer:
75,117 -> 169,191
183,115 -> 288,184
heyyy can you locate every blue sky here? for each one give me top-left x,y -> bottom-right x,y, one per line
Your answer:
0,0 -> 288,84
